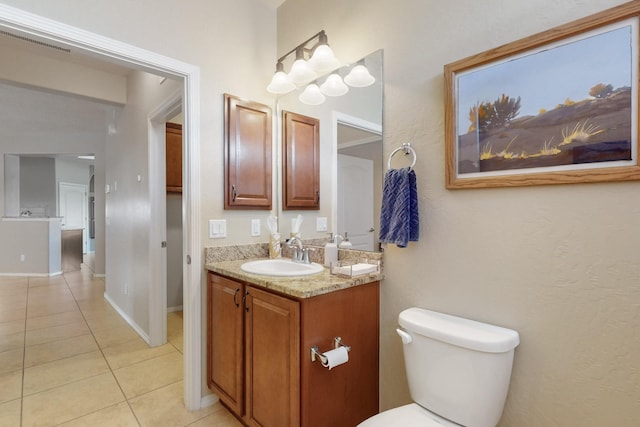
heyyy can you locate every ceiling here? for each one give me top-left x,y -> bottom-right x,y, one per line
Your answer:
0,0 -> 283,141
0,30 -> 133,137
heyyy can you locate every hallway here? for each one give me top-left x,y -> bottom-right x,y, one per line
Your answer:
0,264 -> 239,426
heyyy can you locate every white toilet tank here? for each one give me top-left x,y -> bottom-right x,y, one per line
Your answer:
397,308 -> 520,427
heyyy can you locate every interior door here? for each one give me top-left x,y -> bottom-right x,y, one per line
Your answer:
337,154 -> 374,251
59,182 -> 88,253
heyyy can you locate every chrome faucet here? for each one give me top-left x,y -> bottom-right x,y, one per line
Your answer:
286,237 -> 303,262
286,237 -> 314,263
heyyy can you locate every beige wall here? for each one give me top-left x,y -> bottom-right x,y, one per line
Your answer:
278,0 -> 640,425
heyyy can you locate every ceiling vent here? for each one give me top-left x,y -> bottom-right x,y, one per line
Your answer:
0,30 -> 70,54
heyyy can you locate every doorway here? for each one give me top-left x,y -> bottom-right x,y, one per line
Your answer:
58,182 -> 88,253
0,6 -> 203,410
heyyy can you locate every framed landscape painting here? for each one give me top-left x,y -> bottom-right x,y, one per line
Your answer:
445,2 -> 640,188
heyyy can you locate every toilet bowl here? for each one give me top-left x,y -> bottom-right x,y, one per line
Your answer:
358,403 -> 460,426
358,308 -> 519,427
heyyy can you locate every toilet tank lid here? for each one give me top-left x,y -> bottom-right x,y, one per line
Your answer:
398,308 -> 520,353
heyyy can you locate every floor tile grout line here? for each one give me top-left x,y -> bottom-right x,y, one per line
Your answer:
19,276 -> 29,427
61,269 -> 144,427
21,369 -> 113,400
50,401 -> 129,427
15,266 -> 193,426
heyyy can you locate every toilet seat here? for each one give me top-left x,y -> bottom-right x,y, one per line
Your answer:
357,403 -> 461,427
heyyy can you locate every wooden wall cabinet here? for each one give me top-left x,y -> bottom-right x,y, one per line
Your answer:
224,94 -> 272,209
207,272 -> 379,427
166,123 -> 182,193
282,111 -> 320,210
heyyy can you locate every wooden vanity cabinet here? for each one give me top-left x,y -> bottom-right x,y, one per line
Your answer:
207,274 -> 300,426
207,273 -> 244,415
224,94 -> 272,210
207,271 -> 379,427
282,111 -> 320,210
244,286 -> 300,427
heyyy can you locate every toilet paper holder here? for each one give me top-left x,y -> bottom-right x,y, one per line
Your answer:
311,337 -> 351,365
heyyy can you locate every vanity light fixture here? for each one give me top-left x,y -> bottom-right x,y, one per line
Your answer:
267,30 -> 338,95
267,30 -> 374,105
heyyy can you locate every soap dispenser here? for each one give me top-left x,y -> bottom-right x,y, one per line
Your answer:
339,232 -> 353,249
324,233 -> 338,267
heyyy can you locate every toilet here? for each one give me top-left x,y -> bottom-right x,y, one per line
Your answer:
359,307 -> 520,427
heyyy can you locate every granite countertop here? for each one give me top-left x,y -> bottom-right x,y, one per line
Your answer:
205,258 -> 383,299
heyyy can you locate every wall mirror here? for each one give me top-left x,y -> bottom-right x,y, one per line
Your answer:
275,49 -> 383,252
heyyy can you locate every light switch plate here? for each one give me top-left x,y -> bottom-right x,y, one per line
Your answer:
209,219 -> 227,239
251,219 -> 261,236
316,217 -> 328,232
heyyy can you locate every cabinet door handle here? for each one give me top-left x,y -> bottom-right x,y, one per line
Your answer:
243,290 -> 250,313
233,288 -> 240,308
232,185 -> 237,202
316,190 -> 320,205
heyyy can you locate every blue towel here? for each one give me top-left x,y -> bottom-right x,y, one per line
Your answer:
379,168 -> 419,248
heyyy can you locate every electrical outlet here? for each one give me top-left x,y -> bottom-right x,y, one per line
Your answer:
209,219 -> 227,238
124,283 -> 128,295
251,219 -> 261,236
20,254 -> 25,262
316,217 -> 328,232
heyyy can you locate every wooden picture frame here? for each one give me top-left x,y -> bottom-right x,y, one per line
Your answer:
445,2 -> 640,189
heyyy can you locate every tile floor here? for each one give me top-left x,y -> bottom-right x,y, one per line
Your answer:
0,264 -> 242,427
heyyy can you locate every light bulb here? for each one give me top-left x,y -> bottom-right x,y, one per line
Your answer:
267,70 -> 295,94
320,74 -> 349,97
308,44 -> 340,74
299,84 -> 326,105
344,64 -> 375,87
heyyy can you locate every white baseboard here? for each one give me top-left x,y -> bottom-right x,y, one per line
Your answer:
201,393 -> 219,408
168,305 -> 183,313
103,292 -> 151,344
0,271 -> 62,277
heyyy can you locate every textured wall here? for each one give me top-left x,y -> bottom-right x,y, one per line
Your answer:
278,0 -> 640,425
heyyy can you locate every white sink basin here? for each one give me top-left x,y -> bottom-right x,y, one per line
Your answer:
240,259 -> 324,277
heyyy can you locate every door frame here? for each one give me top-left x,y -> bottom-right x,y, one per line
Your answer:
58,181 -> 89,252
0,4 -> 204,410
148,92 -> 182,348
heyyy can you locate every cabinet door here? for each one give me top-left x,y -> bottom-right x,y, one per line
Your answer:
282,111 -> 320,210
224,93 -> 272,209
300,281 -> 380,427
166,123 -> 182,193
207,273 -> 244,415
244,286 -> 300,427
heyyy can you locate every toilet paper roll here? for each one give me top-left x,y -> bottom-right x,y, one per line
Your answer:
321,346 -> 349,370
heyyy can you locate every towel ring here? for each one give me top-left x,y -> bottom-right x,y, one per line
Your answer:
387,143 -> 417,170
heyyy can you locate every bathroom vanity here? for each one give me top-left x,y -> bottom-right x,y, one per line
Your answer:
206,260 -> 380,427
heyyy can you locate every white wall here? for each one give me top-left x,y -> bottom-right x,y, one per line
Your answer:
0,83 -> 110,275
103,70 -> 181,335
20,156 -> 55,216
0,0 -> 277,402
278,0 -> 640,425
